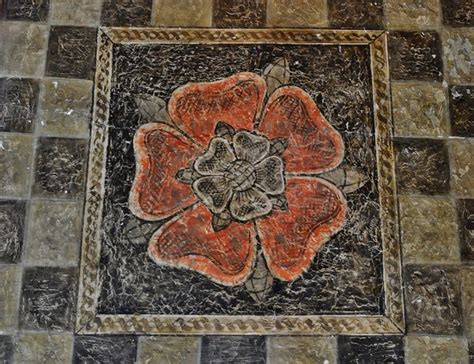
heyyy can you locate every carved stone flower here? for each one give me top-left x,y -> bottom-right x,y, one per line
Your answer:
129,72 -> 347,286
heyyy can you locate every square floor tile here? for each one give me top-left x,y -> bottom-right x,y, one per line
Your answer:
404,265 -> 463,334
38,78 -> 92,138
0,78 -> 39,133
392,81 -> 448,137
267,337 -> 337,364
32,137 -> 88,198
19,267 -> 77,331
50,0 -> 102,26
5,0 -> 49,21
337,336 -> 404,363
0,200 -> 26,263
14,333 -> 73,364
388,31 -> 443,81
404,335 -> 469,364
450,139 -> 474,198
0,335 -> 14,364
25,199 -> 83,266
440,0 -> 474,27
463,267 -> 474,345
213,0 -> 266,28
0,133 -> 33,198
328,0 -> 384,29
385,0 -> 440,30
449,85 -> 474,137
45,26 -> 97,80
73,336 -> 137,363
0,22 -> 48,77
395,138 -> 450,195
267,0 -> 327,27
399,195 -> 459,264
101,0 -> 152,26
137,336 -> 199,363
458,199 -> 474,261
442,29 -> 474,85
201,336 -> 266,363
154,0 -> 212,27
0,265 -> 20,331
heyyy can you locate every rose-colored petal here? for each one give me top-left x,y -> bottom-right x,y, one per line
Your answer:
129,123 -> 200,221
258,86 -> 344,174
168,72 -> 266,147
257,177 -> 347,282
148,204 -> 257,286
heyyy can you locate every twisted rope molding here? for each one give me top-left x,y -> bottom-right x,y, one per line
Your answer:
76,28 -> 404,335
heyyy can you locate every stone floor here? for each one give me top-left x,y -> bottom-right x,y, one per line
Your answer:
0,0 -> 473,363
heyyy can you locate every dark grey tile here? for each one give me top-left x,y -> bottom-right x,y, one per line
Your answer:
73,336 -> 137,364
19,267 -> 77,331
45,26 -> 97,80
404,265 -> 463,334
32,137 -> 88,198
213,0 -> 266,28
201,336 -> 266,364
0,335 -> 13,364
5,0 -> 49,21
449,85 -> 474,137
0,78 -> 39,133
395,138 -> 450,195
441,0 -> 474,27
0,199 -> 26,263
388,31 -> 443,81
328,0 -> 384,29
458,199 -> 474,261
337,336 -> 404,363
101,0 -> 152,26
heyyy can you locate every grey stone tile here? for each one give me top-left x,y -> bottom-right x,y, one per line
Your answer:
441,0 -> 474,27
385,0 -> 441,30
137,336 -> 199,364
405,335 -> 469,364
154,0 -> 212,27
50,0 -> 102,26
267,0 -> 327,27
0,265 -> 20,331
450,139 -> 474,198
0,335 -> 14,364
213,0 -> 266,28
267,336 -> 337,364
458,199 -> 474,261
463,267 -> 474,346
5,0 -> 49,21
328,0 -> 384,29
14,333 -> 73,364
337,336 -> 405,363
101,0 -> 152,26
201,336 -> 266,363
449,85 -> 474,137
73,336 -> 137,363
442,29 -> 474,85
0,200 -> 26,263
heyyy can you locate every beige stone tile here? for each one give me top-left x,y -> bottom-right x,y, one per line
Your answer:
38,78 -> 93,138
137,336 -> 199,364
0,265 -> 20,331
0,133 -> 33,198
0,22 -> 48,77
154,0 -> 213,27
267,0 -> 328,27
14,333 -> 73,364
462,267 -> 474,345
267,336 -> 337,364
442,28 -> 474,85
25,199 -> 83,266
392,81 -> 449,137
450,139 -> 474,198
50,0 -> 103,26
404,335 -> 469,364
385,0 -> 440,30
399,195 -> 459,264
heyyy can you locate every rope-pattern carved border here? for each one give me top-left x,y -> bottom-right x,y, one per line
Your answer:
76,28 -> 404,335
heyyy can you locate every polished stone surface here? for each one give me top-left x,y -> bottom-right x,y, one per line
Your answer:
0,200 -> 25,263
450,139 -> 474,197
73,336 -> 137,363
213,0 -> 266,27
5,0 -> 49,21
449,85 -> 474,137
404,335 -> 469,364
101,0 -> 152,26
154,0 -> 212,27
14,333 -> 73,364
267,0 -> 327,27
337,336 -> 405,363
201,336 -> 266,363
385,0 -> 440,30
267,337 -> 337,364
0,265 -> 20,331
442,29 -> 474,85
50,0 -> 102,26
458,199 -> 474,261
138,337 -> 199,364
328,0 -> 384,29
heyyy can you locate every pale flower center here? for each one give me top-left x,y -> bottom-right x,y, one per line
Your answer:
224,160 -> 256,192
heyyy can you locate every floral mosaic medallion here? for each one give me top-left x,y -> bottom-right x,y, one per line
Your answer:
77,29 -> 403,335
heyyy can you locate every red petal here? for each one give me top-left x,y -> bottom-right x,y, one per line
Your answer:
168,72 -> 266,146
258,86 -> 344,174
257,177 -> 347,281
148,204 -> 257,286
129,123 -> 200,221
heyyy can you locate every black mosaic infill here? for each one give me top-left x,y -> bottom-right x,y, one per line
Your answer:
337,336 -> 405,363
5,0 -> 49,21
441,0 -> 474,27
19,267 -> 78,331
201,336 -> 266,364
73,336 -> 137,364
0,199 -> 26,263
395,138 -> 451,195
388,31 -> 443,81
213,0 -> 267,28
458,199 -> 474,261
0,335 -> 13,364
0,78 -> 39,133
449,85 -> 474,137
101,0 -> 152,26
97,42 -> 383,316
328,0 -> 384,29
45,26 -> 97,80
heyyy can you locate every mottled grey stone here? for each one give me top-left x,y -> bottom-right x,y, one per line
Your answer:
0,265 -> 20,331
0,200 -> 26,263
73,336 -> 137,364
405,335 -> 469,364
458,199 -> 474,261
267,336 -> 337,364
328,0 -> 384,29
14,333 -> 73,364
213,0 -> 266,28
154,0 -> 212,27
385,0 -> 441,30
442,29 -> 474,85
137,336 -> 199,364
0,335 -> 14,364
50,0 -> 102,26
267,0 -> 328,27
101,0 -> 152,26
337,336 -> 405,363
201,336 -> 266,364
463,267 -> 474,346
5,0 -> 49,21
450,139 -> 474,198
449,85 -> 474,137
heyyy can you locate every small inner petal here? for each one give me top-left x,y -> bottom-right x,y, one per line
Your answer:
194,137 -> 236,175
255,156 -> 285,195
233,131 -> 270,165
230,187 -> 273,222
193,176 -> 232,214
